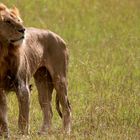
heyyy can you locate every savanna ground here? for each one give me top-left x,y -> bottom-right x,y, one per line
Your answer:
1,0 -> 140,139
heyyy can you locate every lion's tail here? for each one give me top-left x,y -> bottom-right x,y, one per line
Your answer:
56,94 -> 62,118
56,94 -> 71,119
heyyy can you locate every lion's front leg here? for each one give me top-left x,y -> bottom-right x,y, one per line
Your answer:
16,81 -> 30,135
0,90 -> 9,138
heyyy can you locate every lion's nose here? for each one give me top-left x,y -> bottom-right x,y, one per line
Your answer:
18,28 -> 25,33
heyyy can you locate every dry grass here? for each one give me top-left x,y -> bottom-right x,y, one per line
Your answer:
1,0 -> 140,139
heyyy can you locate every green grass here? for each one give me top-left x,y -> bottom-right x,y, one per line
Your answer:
1,0 -> 140,139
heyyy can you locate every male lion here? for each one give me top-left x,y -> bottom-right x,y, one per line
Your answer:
0,3 -> 71,138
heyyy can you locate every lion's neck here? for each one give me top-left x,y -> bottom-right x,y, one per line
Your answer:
0,34 -> 9,46
0,35 -> 20,59
0,36 -> 8,79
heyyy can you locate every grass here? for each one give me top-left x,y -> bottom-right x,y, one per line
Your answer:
1,0 -> 140,139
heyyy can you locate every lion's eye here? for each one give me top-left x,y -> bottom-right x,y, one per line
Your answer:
5,20 -> 11,24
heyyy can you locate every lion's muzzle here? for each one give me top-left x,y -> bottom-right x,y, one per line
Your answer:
18,28 -> 25,34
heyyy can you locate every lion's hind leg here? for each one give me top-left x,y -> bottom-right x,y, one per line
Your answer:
34,67 -> 53,134
53,74 -> 71,134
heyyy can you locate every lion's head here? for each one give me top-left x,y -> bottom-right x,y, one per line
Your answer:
0,3 -> 25,46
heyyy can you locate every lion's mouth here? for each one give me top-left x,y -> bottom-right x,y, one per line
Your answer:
10,36 -> 24,43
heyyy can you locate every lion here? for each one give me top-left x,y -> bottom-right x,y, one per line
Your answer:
0,3 -> 71,138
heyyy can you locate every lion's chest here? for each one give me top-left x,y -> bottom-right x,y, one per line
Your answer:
3,70 -> 17,91
0,53 -> 19,91
0,69 -> 17,91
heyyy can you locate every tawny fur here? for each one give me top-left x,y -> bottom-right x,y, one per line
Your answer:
0,3 -> 71,138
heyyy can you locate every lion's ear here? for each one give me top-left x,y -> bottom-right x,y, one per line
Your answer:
0,3 -> 7,21
0,3 -> 7,11
0,15 -> 4,21
11,6 -> 20,17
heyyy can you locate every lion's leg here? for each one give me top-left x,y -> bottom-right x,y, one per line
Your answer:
53,74 -> 71,134
45,47 -> 71,133
34,67 -> 53,134
0,90 -> 9,138
16,80 -> 30,135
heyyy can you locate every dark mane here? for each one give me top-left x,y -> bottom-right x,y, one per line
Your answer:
0,42 -> 19,91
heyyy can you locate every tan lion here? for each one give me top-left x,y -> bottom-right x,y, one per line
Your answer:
0,3 -> 71,138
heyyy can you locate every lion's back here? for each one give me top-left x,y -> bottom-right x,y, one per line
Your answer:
25,27 -> 68,58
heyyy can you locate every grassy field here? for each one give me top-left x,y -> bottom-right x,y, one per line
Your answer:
1,0 -> 140,139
